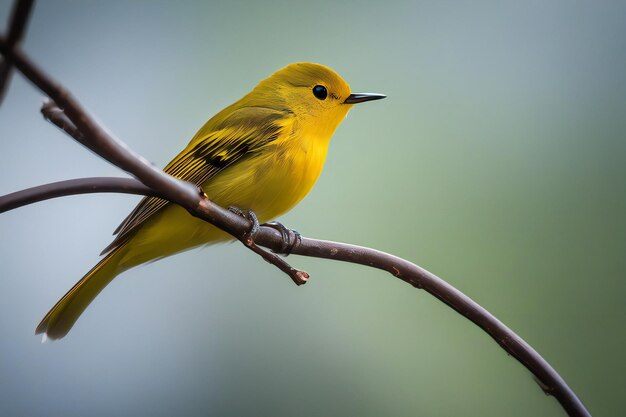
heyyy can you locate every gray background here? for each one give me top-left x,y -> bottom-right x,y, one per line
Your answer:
1,1 -> 624,416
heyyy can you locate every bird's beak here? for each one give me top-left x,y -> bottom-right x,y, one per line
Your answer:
343,93 -> 386,104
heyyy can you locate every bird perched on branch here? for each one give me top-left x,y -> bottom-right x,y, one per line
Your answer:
36,62 -> 385,340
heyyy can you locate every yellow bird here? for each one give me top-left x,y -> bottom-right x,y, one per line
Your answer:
36,62 -> 385,340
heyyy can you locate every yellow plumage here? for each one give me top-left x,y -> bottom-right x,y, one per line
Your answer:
36,62 -> 384,339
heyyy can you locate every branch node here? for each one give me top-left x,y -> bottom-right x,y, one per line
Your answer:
241,238 -> 309,286
534,376 -> 555,396
294,270 -> 310,285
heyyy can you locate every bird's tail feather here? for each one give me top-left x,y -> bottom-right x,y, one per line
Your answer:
36,245 -> 127,340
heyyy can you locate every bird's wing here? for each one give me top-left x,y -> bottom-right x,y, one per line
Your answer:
100,106 -> 289,255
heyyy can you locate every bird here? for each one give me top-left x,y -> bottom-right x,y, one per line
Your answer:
36,62 -> 385,340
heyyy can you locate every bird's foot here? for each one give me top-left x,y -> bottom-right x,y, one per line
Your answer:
228,206 -> 260,244
262,221 -> 301,256
227,208 -> 308,285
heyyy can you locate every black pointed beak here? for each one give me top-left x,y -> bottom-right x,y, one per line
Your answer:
343,93 -> 386,104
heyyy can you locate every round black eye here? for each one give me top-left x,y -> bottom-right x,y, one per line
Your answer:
312,85 -> 328,100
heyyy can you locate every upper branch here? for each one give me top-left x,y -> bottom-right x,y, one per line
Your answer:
0,0 -> 34,104
0,37 -> 201,210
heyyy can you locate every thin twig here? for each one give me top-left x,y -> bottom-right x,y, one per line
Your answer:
0,35 -> 591,417
0,0 -> 34,104
240,237 -> 309,285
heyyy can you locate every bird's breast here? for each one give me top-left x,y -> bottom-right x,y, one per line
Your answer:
202,133 -> 329,223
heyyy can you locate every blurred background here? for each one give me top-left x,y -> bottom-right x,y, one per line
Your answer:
1,1 -> 624,416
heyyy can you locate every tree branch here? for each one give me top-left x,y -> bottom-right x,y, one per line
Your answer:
0,29 -> 591,417
0,177 -> 159,213
0,0 -> 34,104
0,176 -> 590,416
0,37 -> 200,208
1,35 -> 307,284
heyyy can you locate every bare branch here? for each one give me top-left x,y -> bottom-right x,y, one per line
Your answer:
0,35 -> 591,417
0,183 -> 592,416
37,100 -> 304,283
0,177 -> 159,213
0,0 -> 34,104
0,38 -> 201,209
1,36 -> 303,281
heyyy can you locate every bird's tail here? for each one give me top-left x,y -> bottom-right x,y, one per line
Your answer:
36,245 -> 127,340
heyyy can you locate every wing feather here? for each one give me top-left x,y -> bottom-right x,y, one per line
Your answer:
101,107 -> 289,255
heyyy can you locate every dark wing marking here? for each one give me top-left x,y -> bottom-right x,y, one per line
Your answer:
100,107 -> 287,255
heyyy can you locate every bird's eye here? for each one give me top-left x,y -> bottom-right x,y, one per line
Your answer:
312,85 -> 328,100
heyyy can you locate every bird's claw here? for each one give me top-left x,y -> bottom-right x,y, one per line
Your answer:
262,221 -> 300,256
228,209 -> 307,285
228,206 -> 260,243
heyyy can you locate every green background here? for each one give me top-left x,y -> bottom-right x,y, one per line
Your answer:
0,1 -> 624,416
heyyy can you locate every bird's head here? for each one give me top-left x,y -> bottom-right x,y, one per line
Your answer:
248,62 -> 385,140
